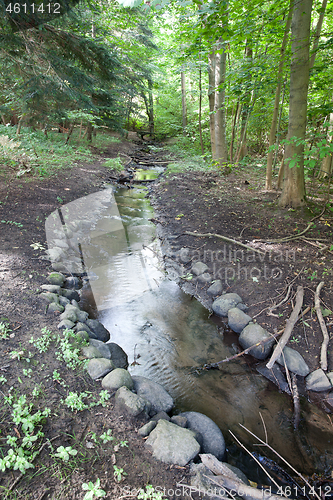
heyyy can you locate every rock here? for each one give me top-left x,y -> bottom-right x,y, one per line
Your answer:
256,363 -> 291,394
81,345 -> 104,359
102,368 -> 134,391
212,293 -> 242,317
170,415 -> 187,428
239,323 -> 275,360
59,296 -> 71,307
41,284 -> 61,293
107,343 -> 128,369
47,302 -> 64,314
76,330 -> 90,342
89,339 -> 111,359
178,411 -> 226,461
52,239 -> 69,250
237,303 -> 249,312
47,247 -> 66,262
327,372 -> 333,385
75,322 -> 93,334
138,420 -> 157,437
40,292 -> 59,304
60,288 -> 80,302
86,358 -> 115,380
276,346 -> 310,377
223,463 -> 249,484
197,273 -> 212,284
60,305 -> 78,323
207,280 -> 223,297
57,319 -> 75,330
306,369 -> 332,392
85,319 -> 110,343
151,411 -> 170,422
191,262 -> 209,276
76,310 -> 89,322
178,247 -> 191,264
228,307 -> 252,334
132,376 -> 174,414
64,276 -> 82,289
190,463 -> 222,500
115,386 -> 151,417
145,420 -> 200,466
47,272 -> 65,286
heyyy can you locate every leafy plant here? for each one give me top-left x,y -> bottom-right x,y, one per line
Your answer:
82,478 -> 106,499
53,445 -> 78,462
113,465 -> 127,482
103,156 -> 123,171
138,485 -> 166,500
0,321 -> 11,339
63,392 -> 89,412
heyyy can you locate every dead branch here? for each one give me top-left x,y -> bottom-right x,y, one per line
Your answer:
184,231 -> 265,255
266,286 -> 304,370
315,281 -> 330,371
260,222 -> 314,243
291,374 -> 301,430
239,424 -> 321,500
266,283 -> 293,317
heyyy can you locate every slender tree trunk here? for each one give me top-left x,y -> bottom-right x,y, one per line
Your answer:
65,124 -> 74,144
279,0 -> 313,208
214,38 -> 228,168
181,71 -> 187,136
310,0 -> 327,69
198,57 -> 204,155
147,78 -> 154,135
266,0 -> 293,190
208,49 -> 216,159
1,115 -> 6,126
86,122 -> 92,142
230,100 -> 240,162
16,115 -> 24,135
318,108 -> 333,179
235,44 -> 253,162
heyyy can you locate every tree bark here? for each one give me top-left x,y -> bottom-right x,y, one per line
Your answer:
147,78 -> 154,135
279,0 -> 313,208
214,38 -> 228,168
310,0 -> 327,69
198,54 -> 204,155
208,49 -> 216,159
181,71 -> 187,136
265,0 -> 293,190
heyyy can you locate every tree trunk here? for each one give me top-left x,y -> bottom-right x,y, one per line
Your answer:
147,78 -> 154,135
310,0 -> 327,69
214,38 -> 228,168
208,49 -> 216,159
16,115 -> 24,135
198,57 -> 204,155
86,122 -> 92,142
181,71 -> 187,136
266,0 -> 293,190
235,44 -> 252,162
279,0 -> 313,208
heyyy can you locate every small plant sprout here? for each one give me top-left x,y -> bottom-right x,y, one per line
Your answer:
54,445 -> 78,461
138,484 -> 166,500
120,440 -> 128,448
0,375 -> 7,384
100,429 -> 114,444
0,321 -> 11,339
113,465 -> 127,482
96,390 -> 110,407
63,391 -> 88,412
82,478 -> 106,499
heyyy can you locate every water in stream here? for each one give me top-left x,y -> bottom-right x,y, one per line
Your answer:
45,181 -> 333,480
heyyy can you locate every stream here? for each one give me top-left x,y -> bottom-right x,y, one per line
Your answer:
45,166 -> 333,482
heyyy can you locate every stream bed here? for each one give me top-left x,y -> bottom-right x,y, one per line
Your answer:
45,178 -> 333,481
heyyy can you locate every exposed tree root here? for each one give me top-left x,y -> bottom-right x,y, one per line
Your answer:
259,222 -> 314,243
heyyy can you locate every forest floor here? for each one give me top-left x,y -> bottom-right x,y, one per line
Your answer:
0,131 -> 333,499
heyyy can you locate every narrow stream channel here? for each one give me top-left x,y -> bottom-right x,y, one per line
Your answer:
45,176 -> 333,482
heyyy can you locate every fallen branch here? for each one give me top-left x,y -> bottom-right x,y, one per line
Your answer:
266,286 -> 304,370
184,231 -> 265,255
315,281 -> 329,371
266,283 -> 292,318
291,373 -> 301,430
260,222 -> 314,243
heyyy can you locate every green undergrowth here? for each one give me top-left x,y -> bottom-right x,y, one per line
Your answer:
0,126 -> 121,178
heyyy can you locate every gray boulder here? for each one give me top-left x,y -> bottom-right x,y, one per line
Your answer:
47,302 -> 64,314
138,420 -> 157,437
40,292 -> 59,304
178,411 -> 225,461
60,288 -> 80,302
89,339 -> 111,359
228,307 -> 252,334
207,280 -> 223,297
239,323 -> 275,360
306,369 -> 332,392
197,273 -> 212,284
76,310 -> 89,323
59,296 -> 71,307
256,363 -> 290,394
47,272 -> 65,286
170,415 -> 187,428
191,262 -> 209,276
60,305 -> 78,323
145,420 -> 200,466
102,368 -> 134,391
57,319 -> 75,330
115,386 -> 151,417
87,358 -> 115,380
85,319 -> 110,343
64,276 -> 82,289
132,376 -> 174,414
41,284 -> 61,293
178,247 -> 191,264
276,346 -> 310,377
212,293 -> 242,317
81,345 -> 104,359
107,342 -> 128,369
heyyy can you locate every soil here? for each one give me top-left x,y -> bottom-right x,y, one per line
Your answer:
0,132 -> 333,499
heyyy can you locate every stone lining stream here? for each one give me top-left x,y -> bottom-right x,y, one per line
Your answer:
44,173 -> 333,481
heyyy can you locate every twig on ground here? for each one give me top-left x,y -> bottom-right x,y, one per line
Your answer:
259,222 -> 314,243
266,284 -> 293,318
184,231 -> 265,255
291,374 -> 301,430
315,281 -> 330,371
266,286 -> 304,370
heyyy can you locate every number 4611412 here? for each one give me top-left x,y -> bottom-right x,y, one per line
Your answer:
6,3 -> 61,14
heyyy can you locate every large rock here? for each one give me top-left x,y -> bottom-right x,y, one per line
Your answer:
145,419 -> 200,466
228,307 -> 252,334
41,284 -> 61,293
178,411 -> 225,461
256,363 -> 290,394
306,369 -> 332,392
87,358 -> 115,380
81,345 -> 104,359
197,273 -> 212,284
239,323 -> 275,360
102,368 -> 134,391
212,293 -> 242,317
115,386 -> 151,417
47,272 -> 65,286
207,280 -> 223,297
191,262 -> 209,276
107,343 -> 128,369
132,376 -> 174,414
64,276 -> 82,290
85,319 -> 110,343
40,292 -> 59,304
60,304 -> 78,323
276,346 -> 310,377
89,339 -> 111,359
57,319 -> 75,330
60,288 -> 80,302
